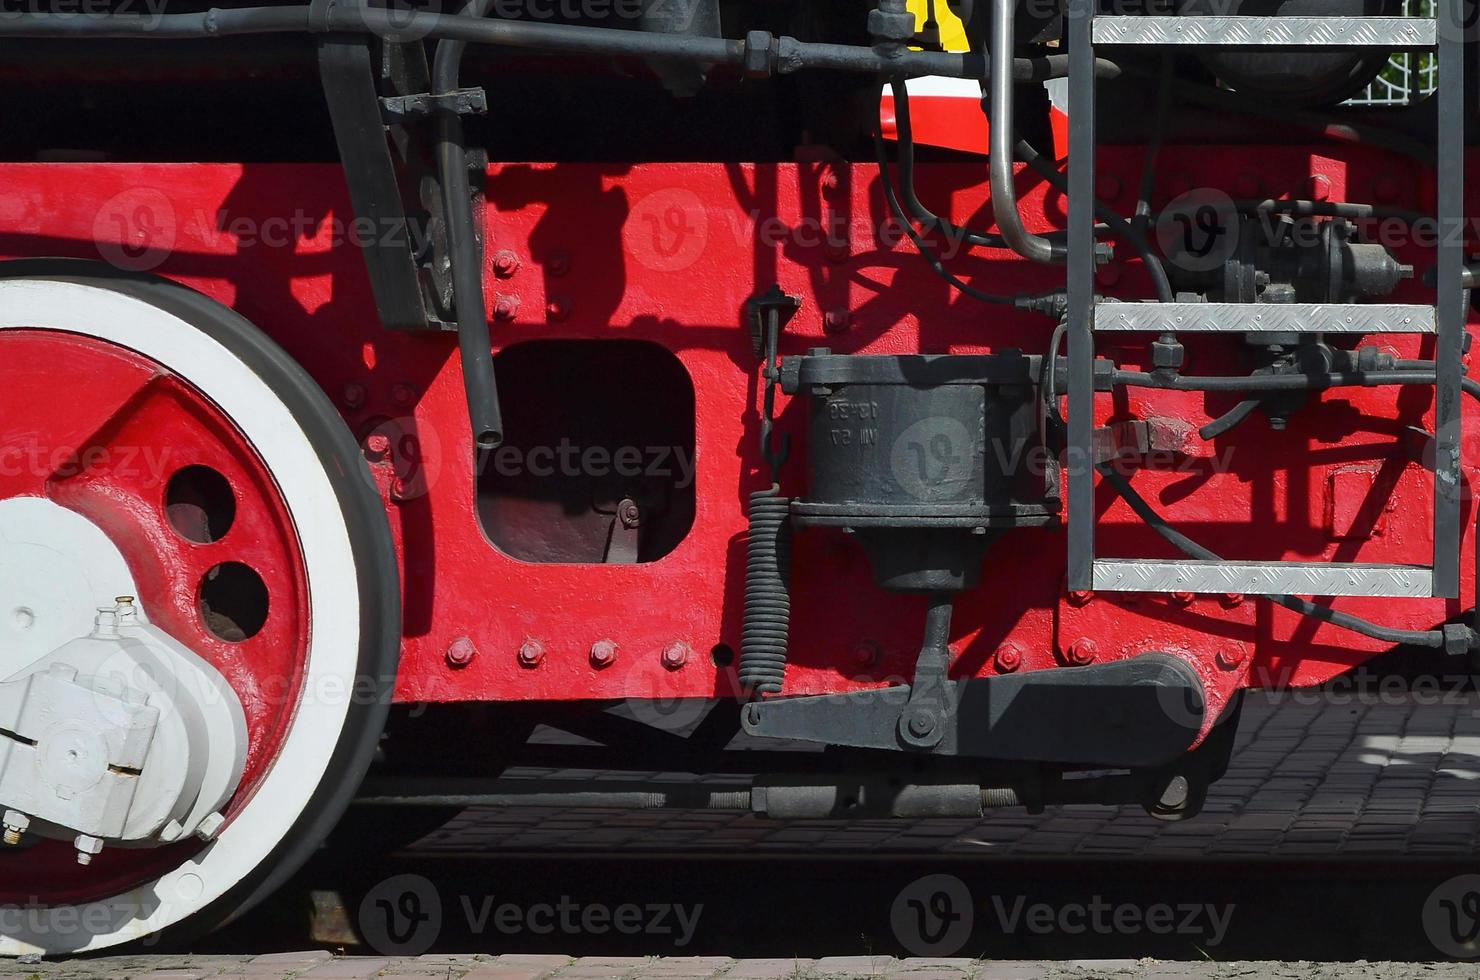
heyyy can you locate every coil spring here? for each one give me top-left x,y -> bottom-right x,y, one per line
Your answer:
739,485 -> 792,699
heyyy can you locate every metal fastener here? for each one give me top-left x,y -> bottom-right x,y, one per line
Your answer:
493,249 -> 521,278
590,639 -> 618,669
518,639 -> 545,668
446,636 -> 477,669
1066,638 -> 1098,666
661,642 -> 690,670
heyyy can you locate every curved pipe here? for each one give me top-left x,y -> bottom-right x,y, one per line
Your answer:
989,0 -> 1064,265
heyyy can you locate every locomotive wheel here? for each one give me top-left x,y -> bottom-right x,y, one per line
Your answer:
0,262 -> 399,954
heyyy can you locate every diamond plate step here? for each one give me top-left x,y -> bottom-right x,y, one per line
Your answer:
1091,15 -> 1435,47
1091,559 -> 1434,597
1094,302 -> 1436,334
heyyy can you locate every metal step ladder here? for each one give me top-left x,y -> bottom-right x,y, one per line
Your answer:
1063,2 -> 1466,598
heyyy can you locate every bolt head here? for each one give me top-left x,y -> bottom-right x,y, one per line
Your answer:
546,296 -> 571,322
852,641 -> 879,669
1066,638 -> 1098,666
518,639 -> 545,668
364,432 -> 391,459
661,642 -> 690,670
907,711 -> 936,737
342,382 -> 366,410
1172,591 -> 1196,607
590,640 -> 618,668
548,251 -> 571,276
1067,589 -> 1093,607
446,636 -> 477,669
618,499 -> 642,528
1307,174 -> 1333,202
74,834 -> 104,865
822,309 -> 851,334
1216,646 -> 1247,670
1220,592 -> 1244,609
493,249 -> 521,278
995,644 -> 1022,673
494,295 -> 520,321
391,383 -> 416,407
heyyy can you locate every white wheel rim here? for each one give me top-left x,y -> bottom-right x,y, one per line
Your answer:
0,279 -> 362,955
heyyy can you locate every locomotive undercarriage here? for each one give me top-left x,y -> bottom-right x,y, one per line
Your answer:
0,0 -> 1475,954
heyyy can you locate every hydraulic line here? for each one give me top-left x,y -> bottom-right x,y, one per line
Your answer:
1014,139 -> 1175,303
1097,466 -> 1451,650
872,95 -> 1020,307
889,78 -> 1006,250
434,0 -> 503,450
1112,369 -> 1440,393
988,0 -> 1063,265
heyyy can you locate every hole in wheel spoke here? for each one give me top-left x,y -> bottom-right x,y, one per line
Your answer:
166,465 -> 236,544
199,561 -> 269,641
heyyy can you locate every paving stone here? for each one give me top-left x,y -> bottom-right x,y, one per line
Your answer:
297,959 -> 392,979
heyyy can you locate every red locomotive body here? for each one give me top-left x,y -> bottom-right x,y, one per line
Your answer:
0,0 -> 1471,955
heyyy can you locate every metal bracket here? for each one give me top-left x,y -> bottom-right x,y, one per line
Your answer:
742,652 -> 1206,767
746,285 -> 802,478
379,87 -> 488,124
318,35 -> 471,333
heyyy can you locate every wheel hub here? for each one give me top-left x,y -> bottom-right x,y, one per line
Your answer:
0,500 -> 248,866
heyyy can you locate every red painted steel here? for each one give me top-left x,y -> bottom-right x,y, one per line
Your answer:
0,146 -> 1468,746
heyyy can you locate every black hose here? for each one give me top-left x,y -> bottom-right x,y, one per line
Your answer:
1014,139 -> 1174,303
1097,466 -> 1448,649
434,0 -> 503,450
889,79 -> 1005,250
873,90 -> 1019,307
1197,398 -> 1261,440
739,485 -> 793,698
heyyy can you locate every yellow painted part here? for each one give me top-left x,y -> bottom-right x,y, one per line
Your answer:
907,0 -> 969,52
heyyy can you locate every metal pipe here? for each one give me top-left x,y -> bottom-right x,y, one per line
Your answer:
0,7 -> 1121,81
434,0 -> 503,450
1112,369 -> 1440,393
989,0 -> 1064,264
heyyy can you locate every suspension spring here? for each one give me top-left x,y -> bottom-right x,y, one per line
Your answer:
739,484 -> 793,699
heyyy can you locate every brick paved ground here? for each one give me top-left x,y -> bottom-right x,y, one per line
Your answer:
412,690 -> 1480,860
10,954 -> 1480,980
